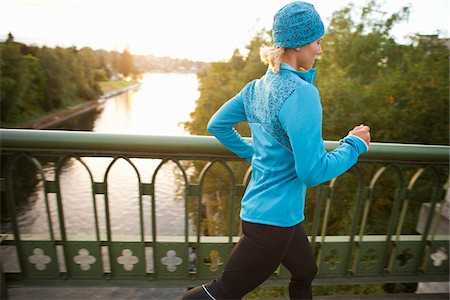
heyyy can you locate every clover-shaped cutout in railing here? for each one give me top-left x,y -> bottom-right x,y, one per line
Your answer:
396,248 -> 413,267
324,249 -> 341,270
203,249 -> 223,272
28,248 -> 51,271
161,250 -> 183,272
74,249 -> 96,271
361,248 -> 378,269
117,249 -> 139,271
430,247 -> 448,267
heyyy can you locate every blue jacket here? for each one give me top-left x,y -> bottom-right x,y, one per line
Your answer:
207,63 -> 368,227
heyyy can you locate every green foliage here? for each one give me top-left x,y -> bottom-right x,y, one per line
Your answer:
317,1 -> 449,145
184,33 -> 267,136
244,286 -> 288,299
0,37 -> 30,120
313,283 -> 386,296
0,33 -> 139,126
243,283 -> 387,298
118,47 -> 136,78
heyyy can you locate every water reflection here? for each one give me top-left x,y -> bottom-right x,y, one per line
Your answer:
64,73 -> 200,135
48,107 -> 102,131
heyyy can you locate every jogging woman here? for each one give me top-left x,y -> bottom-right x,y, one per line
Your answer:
182,2 -> 370,299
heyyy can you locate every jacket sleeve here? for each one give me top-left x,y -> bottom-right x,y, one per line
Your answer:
207,92 -> 254,162
279,84 -> 368,187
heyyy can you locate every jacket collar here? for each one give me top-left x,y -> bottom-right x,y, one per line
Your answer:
279,63 -> 316,84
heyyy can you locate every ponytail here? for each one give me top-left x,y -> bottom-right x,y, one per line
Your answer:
260,45 -> 285,74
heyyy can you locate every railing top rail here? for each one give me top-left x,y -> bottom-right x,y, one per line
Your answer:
1,129 -> 449,163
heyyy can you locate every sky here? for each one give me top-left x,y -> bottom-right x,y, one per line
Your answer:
0,0 -> 448,62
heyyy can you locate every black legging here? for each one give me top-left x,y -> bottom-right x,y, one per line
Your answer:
182,220 -> 318,300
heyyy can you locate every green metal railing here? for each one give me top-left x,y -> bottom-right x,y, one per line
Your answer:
0,129 -> 449,291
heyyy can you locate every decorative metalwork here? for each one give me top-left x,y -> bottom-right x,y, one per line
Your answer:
117,249 -> 139,271
430,247 -> 448,267
203,250 -> 224,272
28,248 -> 51,271
74,249 -> 96,271
395,248 -> 413,267
161,250 -> 183,272
361,249 -> 378,269
324,249 -> 341,270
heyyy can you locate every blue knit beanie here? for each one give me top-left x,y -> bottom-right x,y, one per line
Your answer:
272,1 -> 325,48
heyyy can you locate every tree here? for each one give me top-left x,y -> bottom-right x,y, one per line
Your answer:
316,1 -> 449,145
36,47 -> 66,110
184,33 -> 267,136
21,55 -> 46,117
0,34 -> 29,121
1,33 -> 141,126
118,47 -> 135,78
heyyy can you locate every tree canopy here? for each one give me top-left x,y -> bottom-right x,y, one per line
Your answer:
317,1 -> 449,145
0,34 -> 139,126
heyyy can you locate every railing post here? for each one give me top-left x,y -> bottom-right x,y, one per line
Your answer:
0,235 -> 8,300
346,182 -> 368,276
4,155 -> 25,281
310,185 -> 326,255
314,184 -> 333,267
383,183 -> 407,274
417,186 -> 448,272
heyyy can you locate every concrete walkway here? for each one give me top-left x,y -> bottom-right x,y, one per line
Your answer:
7,287 -> 184,300
5,287 -> 449,300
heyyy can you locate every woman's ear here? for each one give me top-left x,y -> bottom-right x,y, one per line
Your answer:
294,47 -> 302,52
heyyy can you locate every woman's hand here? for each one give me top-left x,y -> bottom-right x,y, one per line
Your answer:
348,124 -> 371,148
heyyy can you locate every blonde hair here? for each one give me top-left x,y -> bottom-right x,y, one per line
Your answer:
260,45 -> 285,74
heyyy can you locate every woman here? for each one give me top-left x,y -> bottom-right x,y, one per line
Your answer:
182,2 -> 370,299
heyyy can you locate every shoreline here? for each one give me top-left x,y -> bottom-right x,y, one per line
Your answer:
22,83 -> 142,129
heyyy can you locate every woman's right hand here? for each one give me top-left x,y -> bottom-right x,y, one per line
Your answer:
348,124 -> 371,148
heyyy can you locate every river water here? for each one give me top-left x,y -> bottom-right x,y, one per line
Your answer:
53,72 -> 199,135
11,72 -> 201,241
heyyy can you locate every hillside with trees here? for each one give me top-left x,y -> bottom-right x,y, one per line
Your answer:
0,33 -> 140,127
134,54 -> 208,73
